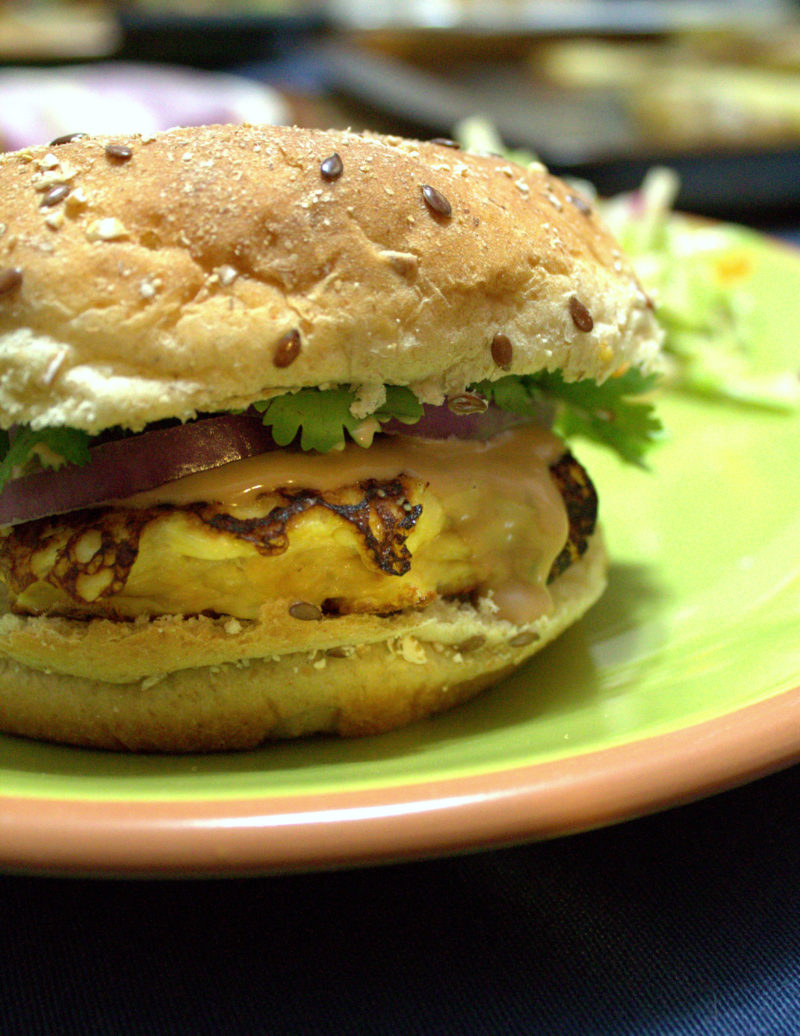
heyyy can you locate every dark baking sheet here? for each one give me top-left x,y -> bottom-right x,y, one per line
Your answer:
116,7 -> 325,68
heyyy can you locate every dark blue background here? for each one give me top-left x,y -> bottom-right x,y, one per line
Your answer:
3,761 -> 799,1035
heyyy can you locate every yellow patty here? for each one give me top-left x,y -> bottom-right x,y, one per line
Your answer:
0,475 -> 478,620
0,437 -> 597,624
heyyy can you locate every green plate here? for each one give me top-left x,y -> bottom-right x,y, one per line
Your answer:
2,223 -> 799,876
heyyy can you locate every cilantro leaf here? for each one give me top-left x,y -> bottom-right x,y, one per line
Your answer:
255,386 -> 423,452
479,369 -> 662,467
0,426 -> 92,491
476,375 -> 538,415
254,374 -> 659,462
546,370 -> 662,467
254,388 -> 360,452
379,385 -> 424,424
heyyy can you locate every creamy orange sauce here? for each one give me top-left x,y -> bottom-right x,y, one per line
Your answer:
126,427 -> 569,624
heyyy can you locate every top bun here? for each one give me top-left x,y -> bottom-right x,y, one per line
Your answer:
0,124 -> 661,433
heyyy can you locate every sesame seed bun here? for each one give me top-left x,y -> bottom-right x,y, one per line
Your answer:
0,124 -> 660,752
0,123 -> 660,434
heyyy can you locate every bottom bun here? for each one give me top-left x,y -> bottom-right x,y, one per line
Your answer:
0,533 -> 607,752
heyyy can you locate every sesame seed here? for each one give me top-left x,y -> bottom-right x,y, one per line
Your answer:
105,142 -> 133,162
383,250 -> 417,278
289,601 -> 322,621
320,152 -> 343,181
509,630 -> 539,648
458,635 -> 486,653
567,192 -> 592,216
273,328 -> 301,368
40,183 -> 70,208
41,348 -> 67,386
447,392 -> 488,415
0,267 -> 23,297
490,332 -> 513,369
421,184 -> 452,217
49,132 -> 87,146
569,296 -> 594,332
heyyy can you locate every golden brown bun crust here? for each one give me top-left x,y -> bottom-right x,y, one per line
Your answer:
0,125 -> 661,433
0,532 -> 606,751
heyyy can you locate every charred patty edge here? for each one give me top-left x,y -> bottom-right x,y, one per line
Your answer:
0,453 -> 597,611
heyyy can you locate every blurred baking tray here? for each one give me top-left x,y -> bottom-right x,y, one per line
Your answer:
116,4 -> 325,68
317,39 -> 800,219
326,0 -> 791,33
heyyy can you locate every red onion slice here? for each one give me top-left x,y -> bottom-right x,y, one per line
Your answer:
0,414 -> 279,526
0,400 -> 556,526
381,400 -> 554,440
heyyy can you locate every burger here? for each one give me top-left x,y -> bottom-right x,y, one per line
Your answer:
0,124 -> 662,751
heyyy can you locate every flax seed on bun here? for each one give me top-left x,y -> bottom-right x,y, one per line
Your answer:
0,123 -> 658,433
0,124 -> 661,752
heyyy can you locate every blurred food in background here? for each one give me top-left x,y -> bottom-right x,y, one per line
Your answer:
529,31 -> 800,152
122,0 -> 317,11
0,63 -> 289,151
323,22 -> 800,157
326,0 -> 785,33
0,1 -> 119,61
